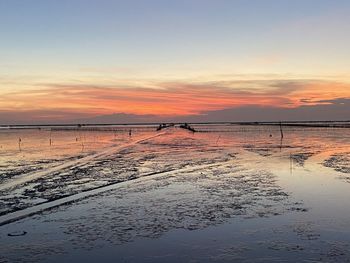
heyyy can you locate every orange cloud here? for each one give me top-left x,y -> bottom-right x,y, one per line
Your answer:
0,79 -> 349,122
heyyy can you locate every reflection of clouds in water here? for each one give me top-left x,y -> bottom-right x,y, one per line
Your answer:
1,127 -> 350,262
0,132 -> 234,215
1,126 -> 348,214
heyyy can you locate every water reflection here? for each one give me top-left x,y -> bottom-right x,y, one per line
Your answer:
0,125 -> 350,262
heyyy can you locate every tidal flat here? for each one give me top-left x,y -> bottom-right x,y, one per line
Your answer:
0,124 -> 350,263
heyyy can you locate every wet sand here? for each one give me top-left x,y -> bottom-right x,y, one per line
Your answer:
0,125 -> 350,262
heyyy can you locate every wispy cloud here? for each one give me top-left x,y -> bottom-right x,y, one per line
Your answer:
0,78 -> 349,123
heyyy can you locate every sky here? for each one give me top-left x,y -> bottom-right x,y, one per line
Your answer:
0,0 -> 349,124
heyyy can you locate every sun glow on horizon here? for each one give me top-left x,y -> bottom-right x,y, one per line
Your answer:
1,0 -> 350,123
0,76 -> 349,123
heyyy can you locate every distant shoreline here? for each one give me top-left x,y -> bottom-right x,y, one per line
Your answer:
1,120 -> 349,129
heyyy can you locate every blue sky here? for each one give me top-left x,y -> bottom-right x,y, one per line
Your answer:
1,0 -> 349,75
0,0 -> 349,123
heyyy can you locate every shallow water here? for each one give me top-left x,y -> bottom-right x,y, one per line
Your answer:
0,124 -> 349,262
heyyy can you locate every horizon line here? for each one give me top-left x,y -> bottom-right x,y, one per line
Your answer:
1,120 -> 350,128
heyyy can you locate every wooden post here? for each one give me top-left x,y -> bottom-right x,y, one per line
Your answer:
279,121 -> 284,139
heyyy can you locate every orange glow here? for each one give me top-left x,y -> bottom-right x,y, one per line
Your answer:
0,79 -> 349,120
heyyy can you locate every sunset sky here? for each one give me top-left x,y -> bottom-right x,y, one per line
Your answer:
1,0 -> 349,124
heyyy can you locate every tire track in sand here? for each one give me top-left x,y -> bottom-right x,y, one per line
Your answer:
0,159 -> 236,226
0,131 -> 167,192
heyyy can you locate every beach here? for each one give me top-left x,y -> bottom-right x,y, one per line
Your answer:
1,124 -> 350,262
